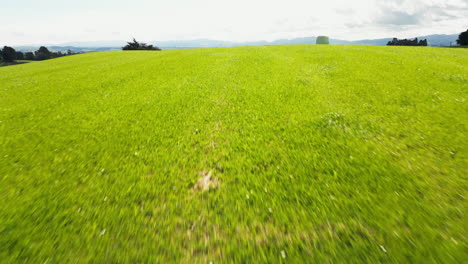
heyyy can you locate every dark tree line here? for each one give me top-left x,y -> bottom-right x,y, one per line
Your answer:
387,38 -> 428,46
0,46 -> 78,63
122,39 -> 161,50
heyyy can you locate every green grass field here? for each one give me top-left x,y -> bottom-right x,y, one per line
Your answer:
0,45 -> 466,263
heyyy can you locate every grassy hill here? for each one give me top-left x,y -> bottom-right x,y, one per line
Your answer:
0,45 -> 466,263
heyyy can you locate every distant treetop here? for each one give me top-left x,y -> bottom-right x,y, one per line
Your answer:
456,29 -> 468,46
122,39 -> 161,51
1,46 -> 17,62
316,36 -> 330,45
35,46 -> 51,61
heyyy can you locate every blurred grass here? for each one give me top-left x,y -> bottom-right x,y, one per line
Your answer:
0,60 -> 34,67
0,45 -> 467,263
15,60 -> 35,63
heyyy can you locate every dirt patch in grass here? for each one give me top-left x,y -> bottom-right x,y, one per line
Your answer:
193,170 -> 220,192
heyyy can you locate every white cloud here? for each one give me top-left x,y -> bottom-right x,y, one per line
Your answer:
1,0 -> 467,45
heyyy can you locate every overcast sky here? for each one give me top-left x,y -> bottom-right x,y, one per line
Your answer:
2,0 -> 467,45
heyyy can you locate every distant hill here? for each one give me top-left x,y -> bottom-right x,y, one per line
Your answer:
59,40 -> 127,47
332,34 -> 459,46
152,34 -> 458,48
14,45 -> 121,53
330,38 -> 393,46
13,34 -> 459,52
415,34 -> 459,46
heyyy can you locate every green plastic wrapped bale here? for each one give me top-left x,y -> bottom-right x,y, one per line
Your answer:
316,36 -> 330,44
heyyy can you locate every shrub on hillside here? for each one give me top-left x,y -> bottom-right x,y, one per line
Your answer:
122,39 -> 161,51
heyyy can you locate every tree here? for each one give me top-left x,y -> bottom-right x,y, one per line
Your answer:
16,51 -> 24,60
456,29 -> 468,46
51,51 -> 64,58
1,46 -> 17,62
122,38 -> 161,50
316,36 -> 330,45
25,52 -> 35,60
35,46 -> 51,60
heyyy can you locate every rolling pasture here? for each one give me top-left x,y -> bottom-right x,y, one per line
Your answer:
0,45 -> 466,263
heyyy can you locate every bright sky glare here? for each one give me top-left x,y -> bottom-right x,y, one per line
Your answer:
2,0 -> 467,45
